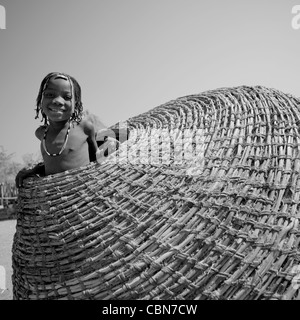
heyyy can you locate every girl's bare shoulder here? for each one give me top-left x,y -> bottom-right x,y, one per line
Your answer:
78,118 -> 95,136
35,125 -> 47,140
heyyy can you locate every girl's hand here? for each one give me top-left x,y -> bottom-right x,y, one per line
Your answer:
15,163 -> 45,188
15,169 -> 32,188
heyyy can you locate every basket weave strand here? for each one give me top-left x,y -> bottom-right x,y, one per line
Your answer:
12,85 -> 300,300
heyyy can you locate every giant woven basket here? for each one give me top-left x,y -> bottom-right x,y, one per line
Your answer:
12,86 -> 300,300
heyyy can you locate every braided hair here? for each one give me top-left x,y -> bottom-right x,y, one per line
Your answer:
35,72 -> 83,125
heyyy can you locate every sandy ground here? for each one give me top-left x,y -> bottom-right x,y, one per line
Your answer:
0,219 -> 16,300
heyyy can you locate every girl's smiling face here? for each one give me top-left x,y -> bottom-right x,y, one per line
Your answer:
41,76 -> 74,123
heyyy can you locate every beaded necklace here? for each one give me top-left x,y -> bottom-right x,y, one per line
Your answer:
42,121 -> 71,157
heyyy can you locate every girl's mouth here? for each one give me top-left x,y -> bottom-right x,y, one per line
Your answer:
48,106 -> 64,112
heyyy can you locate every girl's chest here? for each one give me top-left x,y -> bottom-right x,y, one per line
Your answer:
42,125 -> 87,153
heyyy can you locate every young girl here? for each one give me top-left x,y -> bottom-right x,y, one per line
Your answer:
16,72 -> 100,187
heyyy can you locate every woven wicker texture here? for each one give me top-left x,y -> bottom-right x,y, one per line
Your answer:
12,86 -> 300,300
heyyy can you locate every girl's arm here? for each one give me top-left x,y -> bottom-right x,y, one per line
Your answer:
84,120 -> 99,162
15,126 -> 46,188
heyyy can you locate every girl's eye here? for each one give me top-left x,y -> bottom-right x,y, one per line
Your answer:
64,96 -> 72,101
44,92 -> 54,98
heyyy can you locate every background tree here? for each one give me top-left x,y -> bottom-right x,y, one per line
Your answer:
22,152 -> 43,168
0,146 -> 22,184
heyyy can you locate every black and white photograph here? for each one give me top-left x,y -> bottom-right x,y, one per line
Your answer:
1,0 -> 300,305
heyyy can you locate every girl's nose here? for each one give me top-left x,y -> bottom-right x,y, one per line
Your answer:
53,96 -> 64,105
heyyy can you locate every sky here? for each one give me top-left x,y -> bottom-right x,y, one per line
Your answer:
0,0 -> 300,163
